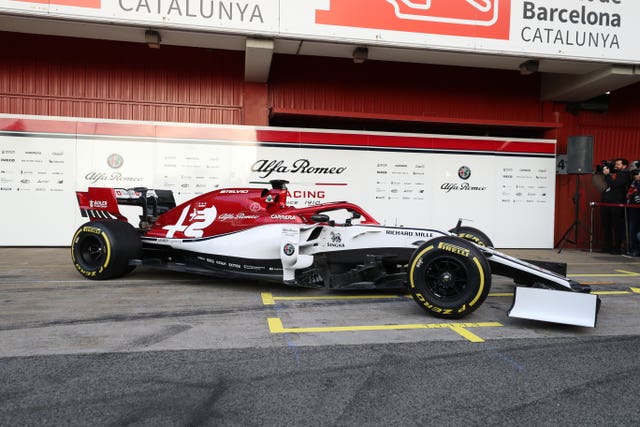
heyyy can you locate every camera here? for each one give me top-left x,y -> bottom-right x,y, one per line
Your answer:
595,160 -> 615,173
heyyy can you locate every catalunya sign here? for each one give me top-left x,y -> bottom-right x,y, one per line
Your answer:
1,0 -> 638,63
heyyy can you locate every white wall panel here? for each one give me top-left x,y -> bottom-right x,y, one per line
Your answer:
0,114 -> 557,247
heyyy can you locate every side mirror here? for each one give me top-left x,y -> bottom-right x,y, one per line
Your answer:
345,210 -> 362,226
310,214 -> 330,223
270,180 -> 289,190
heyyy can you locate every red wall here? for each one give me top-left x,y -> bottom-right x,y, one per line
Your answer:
552,88 -> 640,249
270,54 -> 545,123
2,31 -> 640,248
1,32 -> 245,124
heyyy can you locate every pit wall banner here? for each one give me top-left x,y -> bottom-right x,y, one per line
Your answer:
0,114 -> 557,247
1,0 -> 638,63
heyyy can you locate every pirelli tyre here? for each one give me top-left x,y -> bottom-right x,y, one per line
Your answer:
449,226 -> 494,248
71,220 -> 141,280
408,236 -> 491,319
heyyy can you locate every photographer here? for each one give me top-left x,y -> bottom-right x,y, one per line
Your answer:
601,158 -> 631,254
626,168 -> 640,256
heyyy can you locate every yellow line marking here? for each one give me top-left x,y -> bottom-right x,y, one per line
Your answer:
569,269 -> 640,278
267,292 -> 514,301
264,285 -> 640,306
592,291 -> 631,295
491,290 -> 637,296
261,292 -> 276,305
266,292 -> 514,302
267,317 -> 502,343
448,325 -> 486,343
261,292 -> 405,305
267,318 -> 286,332
579,281 -> 615,285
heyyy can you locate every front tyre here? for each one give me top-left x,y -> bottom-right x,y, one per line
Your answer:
449,225 -> 494,248
408,236 -> 491,319
71,220 -> 141,280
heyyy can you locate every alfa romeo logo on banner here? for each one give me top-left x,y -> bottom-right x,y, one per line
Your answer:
458,166 -> 472,180
107,153 -> 124,169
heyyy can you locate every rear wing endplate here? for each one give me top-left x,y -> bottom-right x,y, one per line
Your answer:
76,187 -> 176,224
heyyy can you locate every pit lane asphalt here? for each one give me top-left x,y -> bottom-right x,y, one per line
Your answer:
1,247 -> 639,426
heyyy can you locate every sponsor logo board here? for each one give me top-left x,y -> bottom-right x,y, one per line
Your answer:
1,116 -> 556,247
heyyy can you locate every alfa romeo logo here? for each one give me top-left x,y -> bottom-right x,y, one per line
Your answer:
107,153 -> 124,169
283,243 -> 295,256
458,166 -> 471,180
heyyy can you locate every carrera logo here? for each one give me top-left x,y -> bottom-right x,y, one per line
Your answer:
270,214 -> 298,221
16,0 -> 101,8
316,0 -> 510,40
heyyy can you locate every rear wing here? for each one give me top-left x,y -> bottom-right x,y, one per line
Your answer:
76,187 -> 176,226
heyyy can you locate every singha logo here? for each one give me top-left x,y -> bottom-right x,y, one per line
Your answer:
328,231 -> 345,248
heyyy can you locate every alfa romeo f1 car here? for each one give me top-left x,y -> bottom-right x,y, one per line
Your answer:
72,180 -> 600,327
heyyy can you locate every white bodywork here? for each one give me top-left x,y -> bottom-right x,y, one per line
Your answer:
509,287 -> 599,328
141,221 -> 598,328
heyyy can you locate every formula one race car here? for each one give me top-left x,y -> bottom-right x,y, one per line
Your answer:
72,180 -> 600,327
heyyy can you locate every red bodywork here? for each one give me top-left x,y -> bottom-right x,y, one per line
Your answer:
76,187 -> 128,221
76,186 -> 380,239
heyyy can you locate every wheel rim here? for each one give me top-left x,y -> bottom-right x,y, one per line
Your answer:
79,235 -> 106,267
423,256 -> 468,301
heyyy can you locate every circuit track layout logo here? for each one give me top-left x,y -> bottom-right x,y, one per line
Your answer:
316,0 -> 511,40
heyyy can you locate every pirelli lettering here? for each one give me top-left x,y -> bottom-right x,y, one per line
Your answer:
437,242 -> 470,257
82,226 -> 104,235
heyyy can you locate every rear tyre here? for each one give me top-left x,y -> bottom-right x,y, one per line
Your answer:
408,236 -> 491,319
71,220 -> 141,280
449,226 -> 494,247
